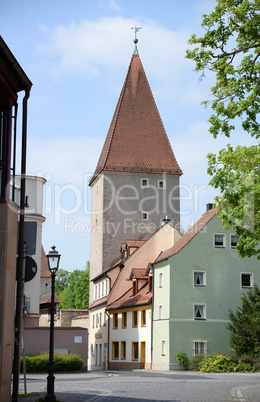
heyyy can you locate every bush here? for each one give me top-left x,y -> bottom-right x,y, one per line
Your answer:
20,353 -> 84,373
199,355 -> 236,373
189,355 -> 205,371
176,352 -> 189,370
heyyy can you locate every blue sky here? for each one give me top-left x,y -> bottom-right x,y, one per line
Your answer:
1,0 -> 256,271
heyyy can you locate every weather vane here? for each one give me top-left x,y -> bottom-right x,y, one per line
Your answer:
131,25 -> 142,44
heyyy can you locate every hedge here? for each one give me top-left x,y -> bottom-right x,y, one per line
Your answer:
19,353 -> 84,373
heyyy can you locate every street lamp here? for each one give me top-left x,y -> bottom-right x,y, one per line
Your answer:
45,246 -> 61,402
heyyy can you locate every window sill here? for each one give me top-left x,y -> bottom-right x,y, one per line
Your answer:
194,318 -> 206,321
194,285 -> 205,287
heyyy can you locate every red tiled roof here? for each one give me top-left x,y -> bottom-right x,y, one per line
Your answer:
41,245 -> 51,278
130,268 -> 147,280
89,296 -> 108,310
126,239 -> 146,248
107,283 -> 152,310
71,315 -> 89,320
156,208 -> 217,262
89,53 -> 182,185
40,293 -> 61,304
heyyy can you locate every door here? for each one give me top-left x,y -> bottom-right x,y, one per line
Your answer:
140,341 -> 145,369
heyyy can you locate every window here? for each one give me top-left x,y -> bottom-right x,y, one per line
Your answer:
95,285 -> 97,300
98,283 -> 101,298
194,341 -> 207,356
241,273 -> 253,288
102,281 -> 104,297
161,340 -> 166,356
214,234 -> 225,248
106,279 -> 108,295
159,305 -> 162,320
112,342 -> 119,359
142,212 -> 148,220
122,312 -> 127,328
92,314 -> 95,329
95,343 -> 98,365
99,312 -> 102,327
104,311 -> 107,326
99,343 -> 102,366
121,341 -> 126,359
113,313 -> 118,329
96,313 -> 99,328
194,305 -> 206,320
132,342 -> 138,360
231,234 -> 240,249
194,271 -> 206,287
132,311 -> 138,327
141,178 -> 149,188
159,272 -> 163,288
158,180 -> 166,189
141,310 -> 146,327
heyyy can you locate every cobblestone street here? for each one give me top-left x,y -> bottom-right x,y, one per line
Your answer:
16,370 -> 260,401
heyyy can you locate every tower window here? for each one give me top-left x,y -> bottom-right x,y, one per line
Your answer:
158,180 -> 166,189
141,179 -> 149,188
142,212 -> 148,220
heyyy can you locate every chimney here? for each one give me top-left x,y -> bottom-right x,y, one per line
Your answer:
161,215 -> 172,226
206,203 -> 213,212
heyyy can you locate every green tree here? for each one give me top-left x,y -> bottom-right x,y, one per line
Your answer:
186,0 -> 260,258
186,0 -> 260,139
55,268 -> 70,294
208,144 -> 260,259
227,284 -> 260,357
59,262 -> 90,309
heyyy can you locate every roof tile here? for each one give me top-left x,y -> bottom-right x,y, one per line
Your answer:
89,53 -> 182,184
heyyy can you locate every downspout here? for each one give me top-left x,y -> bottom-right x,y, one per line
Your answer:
151,264 -> 154,369
105,310 -> 110,370
12,88 -> 30,402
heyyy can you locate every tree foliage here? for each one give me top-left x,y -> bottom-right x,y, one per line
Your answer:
56,262 -> 90,309
227,284 -> 260,357
186,0 -> 260,258
208,144 -> 260,258
186,0 -> 260,139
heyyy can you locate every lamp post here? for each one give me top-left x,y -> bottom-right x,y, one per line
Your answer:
45,246 -> 60,402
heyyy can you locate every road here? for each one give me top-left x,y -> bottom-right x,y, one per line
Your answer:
16,370 -> 260,401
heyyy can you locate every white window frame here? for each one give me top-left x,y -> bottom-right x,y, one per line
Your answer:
98,283 -> 100,299
161,340 -> 166,356
231,234 -> 240,249
105,278 -> 109,295
159,272 -> 163,288
141,178 -> 149,188
158,180 -> 166,189
193,340 -> 208,356
102,281 -> 104,297
159,304 -> 163,320
193,271 -> 206,287
142,211 -> 149,220
241,272 -> 253,289
94,285 -> 97,300
214,233 -> 226,248
194,304 -> 206,320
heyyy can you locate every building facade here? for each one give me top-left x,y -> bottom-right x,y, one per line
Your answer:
152,207 -> 260,370
88,40 -> 182,301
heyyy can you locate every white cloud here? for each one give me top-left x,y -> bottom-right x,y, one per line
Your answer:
35,16 -> 192,89
26,135 -> 104,185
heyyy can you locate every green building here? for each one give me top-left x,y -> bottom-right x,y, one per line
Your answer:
152,206 -> 259,370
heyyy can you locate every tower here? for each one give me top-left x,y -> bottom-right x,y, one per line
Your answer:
89,33 -> 182,288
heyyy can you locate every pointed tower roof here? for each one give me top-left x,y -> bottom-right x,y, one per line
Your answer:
89,50 -> 182,185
